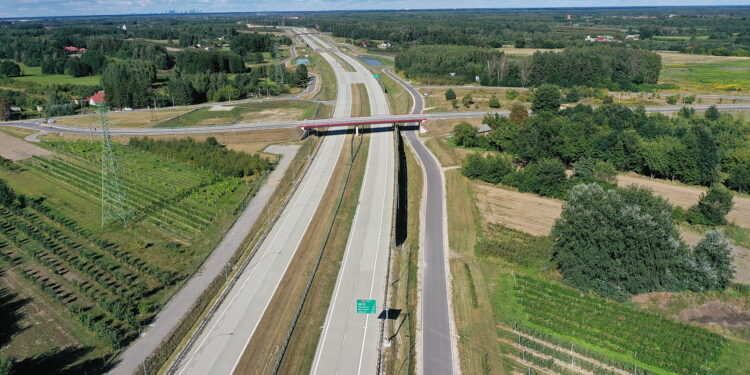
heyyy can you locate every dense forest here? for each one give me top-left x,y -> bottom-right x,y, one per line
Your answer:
395,44 -> 661,89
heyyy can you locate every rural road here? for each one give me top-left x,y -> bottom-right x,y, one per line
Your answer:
107,145 -> 300,375
166,29 -> 350,375
306,30 -> 395,375
5,103 -> 750,136
384,68 -> 458,375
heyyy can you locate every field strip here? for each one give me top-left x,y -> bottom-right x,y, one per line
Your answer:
0,131 -> 52,160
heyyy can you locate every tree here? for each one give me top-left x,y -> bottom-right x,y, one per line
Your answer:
503,158 -> 568,198
688,184 -> 734,225
488,95 -> 501,108
167,77 -> 196,106
445,88 -> 456,100
452,122 -> 479,147
296,64 -> 309,85
0,97 -> 9,121
552,184 -> 691,299
564,87 -> 580,103
572,158 -> 617,184
531,84 -> 560,114
517,56 -> 532,86
727,164 -> 750,193
101,60 -> 156,108
705,105 -> 721,121
0,355 -> 12,375
0,61 -> 21,77
693,230 -> 735,290
80,49 -> 108,74
509,102 -> 528,124
462,93 -> 474,108
65,58 -> 91,77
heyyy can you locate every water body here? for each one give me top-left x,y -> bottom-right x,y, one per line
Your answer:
360,57 -> 385,66
295,58 -> 310,65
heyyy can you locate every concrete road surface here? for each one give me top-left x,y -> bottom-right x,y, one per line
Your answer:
308,32 -> 395,375
384,68 -> 458,375
168,28 -> 352,375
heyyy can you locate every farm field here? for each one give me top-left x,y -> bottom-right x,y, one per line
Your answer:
660,58 -> 750,93
13,62 -> 101,86
0,131 -> 52,161
155,100 -> 331,127
432,128 -> 750,374
0,135 -> 266,371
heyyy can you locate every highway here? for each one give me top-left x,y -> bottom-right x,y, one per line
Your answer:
384,68 -> 458,374
308,31 -> 395,375
166,28 -> 350,375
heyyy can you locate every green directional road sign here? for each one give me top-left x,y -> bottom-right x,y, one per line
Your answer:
356,299 -> 377,314
373,74 -> 380,79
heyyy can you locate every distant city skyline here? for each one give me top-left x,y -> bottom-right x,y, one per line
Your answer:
1,0 -> 750,19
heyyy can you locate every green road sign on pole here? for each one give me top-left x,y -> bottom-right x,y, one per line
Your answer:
356,299 -> 377,314
373,74 -> 380,79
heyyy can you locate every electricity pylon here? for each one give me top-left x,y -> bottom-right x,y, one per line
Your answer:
273,43 -> 285,87
99,105 -> 129,227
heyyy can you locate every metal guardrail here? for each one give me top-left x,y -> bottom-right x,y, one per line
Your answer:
165,133 -> 326,375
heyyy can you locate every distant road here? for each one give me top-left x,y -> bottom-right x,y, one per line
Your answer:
384,68 -> 458,375
5,104 -> 750,136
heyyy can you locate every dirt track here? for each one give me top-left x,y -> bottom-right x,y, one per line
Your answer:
0,131 -> 52,161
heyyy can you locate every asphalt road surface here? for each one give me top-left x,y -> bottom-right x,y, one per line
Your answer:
308,31 -> 395,375
167,28 -> 351,375
384,68 -> 458,375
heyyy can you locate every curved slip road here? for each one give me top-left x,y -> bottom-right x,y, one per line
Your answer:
384,68 -> 459,375
167,28 -> 352,375
308,32 -> 395,375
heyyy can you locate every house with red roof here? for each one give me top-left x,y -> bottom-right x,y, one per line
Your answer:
64,46 -> 80,53
84,91 -> 106,106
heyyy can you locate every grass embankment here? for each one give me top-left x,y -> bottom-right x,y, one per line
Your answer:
273,134 -> 371,374
385,129 -> 422,375
382,73 -> 413,115
351,83 -> 371,117
311,52 -> 337,101
156,100 -> 329,128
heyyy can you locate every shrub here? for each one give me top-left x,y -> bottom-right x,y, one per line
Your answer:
461,93 -> 473,107
531,84 -> 560,114
488,95 -> 501,108
508,102 -> 528,124
505,89 -> 520,100
452,122 -> 479,147
687,184 -> 734,225
503,158 -> 568,198
666,95 -> 679,105
461,153 -> 514,184
0,60 -> 21,77
445,88 -> 456,100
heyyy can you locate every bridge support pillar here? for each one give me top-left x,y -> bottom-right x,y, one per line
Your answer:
355,126 -> 359,136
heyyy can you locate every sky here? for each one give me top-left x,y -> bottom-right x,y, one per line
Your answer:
1,0 -> 749,18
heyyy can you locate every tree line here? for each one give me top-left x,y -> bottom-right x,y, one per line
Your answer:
128,137 -> 271,178
395,45 -> 661,89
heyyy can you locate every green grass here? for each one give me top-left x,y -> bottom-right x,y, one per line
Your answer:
311,53 -> 337,101
14,62 -> 101,86
157,100 -> 327,127
660,59 -> 750,92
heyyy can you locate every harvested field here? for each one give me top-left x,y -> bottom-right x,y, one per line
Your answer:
472,182 -> 563,236
677,301 -> 750,329
0,131 -> 52,160
618,173 -> 750,229
56,109 -> 191,128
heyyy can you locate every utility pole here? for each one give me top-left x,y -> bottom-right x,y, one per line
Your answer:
99,105 -> 129,227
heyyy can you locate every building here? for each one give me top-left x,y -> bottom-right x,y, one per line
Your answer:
64,46 -> 86,53
584,35 -> 620,43
378,42 -> 392,49
625,34 -> 640,40
84,91 -> 106,106
476,123 -> 492,135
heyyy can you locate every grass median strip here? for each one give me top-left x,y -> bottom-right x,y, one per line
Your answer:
351,83 -> 371,117
311,52 -> 337,101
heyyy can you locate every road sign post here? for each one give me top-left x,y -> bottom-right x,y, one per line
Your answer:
356,299 -> 377,314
